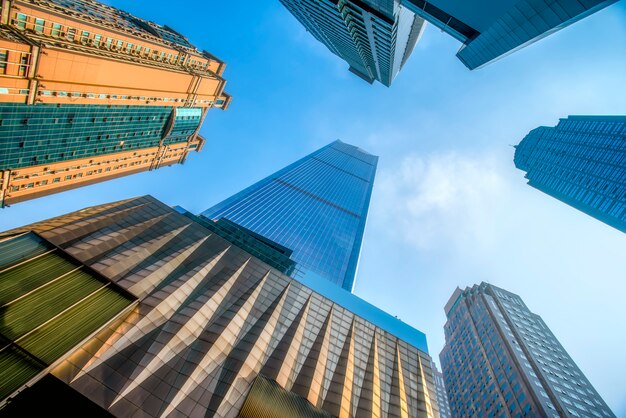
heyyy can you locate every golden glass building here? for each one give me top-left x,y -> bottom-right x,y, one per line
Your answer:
0,0 -> 230,207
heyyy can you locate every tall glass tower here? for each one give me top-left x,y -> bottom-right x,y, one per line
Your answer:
514,115 -> 626,233
402,0 -> 616,70
278,0 -> 425,86
202,140 -> 378,291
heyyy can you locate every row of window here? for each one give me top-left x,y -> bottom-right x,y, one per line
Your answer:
13,12 -> 211,71
9,151 -> 187,192
36,89 -> 220,105
0,49 -> 30,76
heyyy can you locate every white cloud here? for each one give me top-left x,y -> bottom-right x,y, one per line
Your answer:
374,151 -> 511,253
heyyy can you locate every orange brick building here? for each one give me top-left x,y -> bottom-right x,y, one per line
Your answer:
0,0 -> 230,206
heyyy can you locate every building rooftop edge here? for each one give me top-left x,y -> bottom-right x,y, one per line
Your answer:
174,202 -> 428,354
444,287 -> 463,317
295,270 -> 429,354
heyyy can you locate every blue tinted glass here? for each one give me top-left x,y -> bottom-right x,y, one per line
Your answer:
201,140 -> 378,291
515,116 -> 626,233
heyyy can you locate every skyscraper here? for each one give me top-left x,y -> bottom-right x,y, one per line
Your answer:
440,283 -> 615,418
202,140 -> 378,291
0,195 -> 441,418
514,115 -> 626,233
278,0 -> 425,86
281,0 -> 616,78
0,0 -> 230,207
430,361 -> 451,418
402,0 -> 617,69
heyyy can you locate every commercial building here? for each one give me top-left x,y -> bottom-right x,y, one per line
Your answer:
0,0 -> 230,207
431,361 -> 451,418
514,115 -> 626,233
278,0 -> 425,86
403,0 -> 617,69
440,283 -> 615,418
202,140 -> 378,292
0,195 -> 440,418
280,0 -> 616,77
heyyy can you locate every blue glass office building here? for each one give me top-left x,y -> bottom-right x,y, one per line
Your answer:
402,0 -> 617,69
515,115 -> 626,233
202,140 -> 377,291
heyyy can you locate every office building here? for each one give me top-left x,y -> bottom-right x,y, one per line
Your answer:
0,195 -> 440,418
440,283 -> 615,418
431,361 -> 451,418
202,140 -> 377,292
279,0 -> 425,86
281,0 -> 617,76
515,115 -> 626,233
402,0 -> 617,69
0,0 -> 230,207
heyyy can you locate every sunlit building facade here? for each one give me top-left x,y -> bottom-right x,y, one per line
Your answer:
0,0 -> 230,206
279,0 -> 425,86
401,0 -> 617,69
202,140 -> 378,292
440,283 -> 615,418
514,115 -> 626,233
0,195 -> 440,418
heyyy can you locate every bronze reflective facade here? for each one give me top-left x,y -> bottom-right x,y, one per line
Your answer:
0,195 -> 440,418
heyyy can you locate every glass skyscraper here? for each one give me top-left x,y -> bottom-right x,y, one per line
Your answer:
440,283 -> 615,418
515,115 -> 626,233
403,0 -> 617,70
278,0 -> 425,86
202,140 -> 378,291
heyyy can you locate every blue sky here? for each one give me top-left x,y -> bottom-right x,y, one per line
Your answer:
1,0 -> 625,414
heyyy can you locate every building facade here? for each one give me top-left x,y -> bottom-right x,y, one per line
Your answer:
0,195 -> 440,418
0,0 -> 231,206
514,115 -> 626,233
279,0 -> 425,86
440,283 -> 615,418
281,0 -> 617,76
202,140 -> 378,292
401,0 -> 617,69
430,361 -> 451,418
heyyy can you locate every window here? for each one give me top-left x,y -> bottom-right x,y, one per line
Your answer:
0,51 -> 7,75
126,42 -> 132,52
53,177 -> 60,183
51,23 -> 62,37
34,18 -> 44,33
18,54 -> 28,76
15,13 -> 27,29
105,37 -> 113,48
67,28 -> 76,41
116,40 -> 123,49
93,34 -> 102,46
80,30 -> 90,43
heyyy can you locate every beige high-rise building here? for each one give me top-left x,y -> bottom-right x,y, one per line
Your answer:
0,0 -> 230,206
